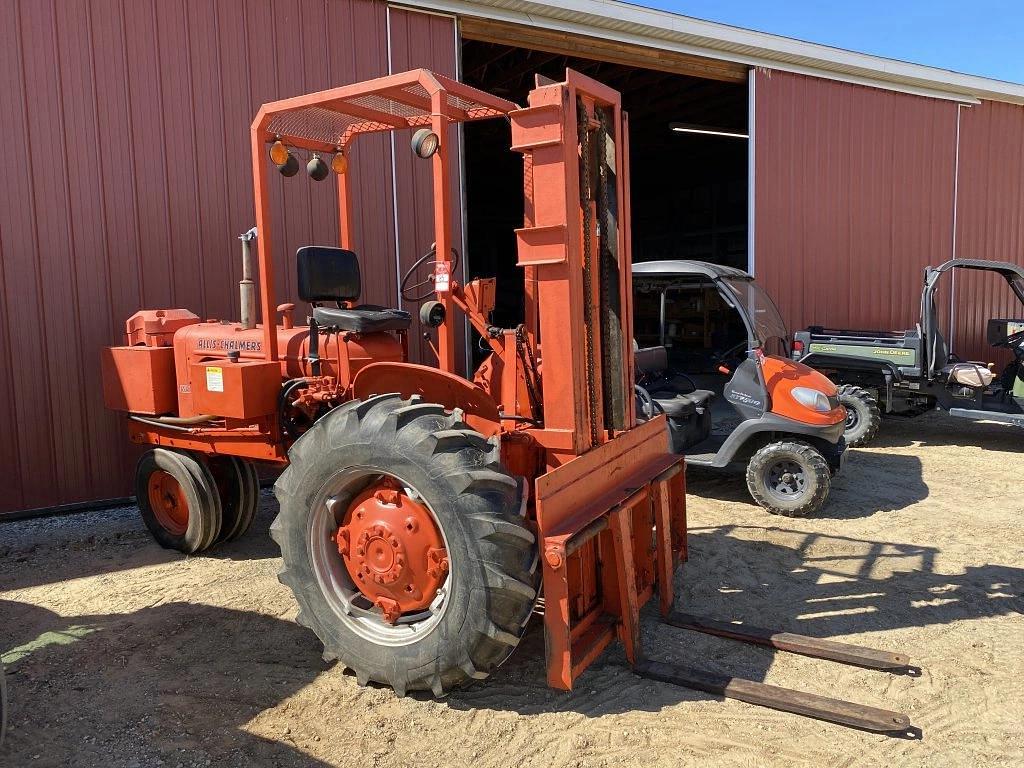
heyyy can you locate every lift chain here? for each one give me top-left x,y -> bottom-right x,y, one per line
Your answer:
578,97 -> 600,447
595,105 -> 625,429
515,325 -> 543,422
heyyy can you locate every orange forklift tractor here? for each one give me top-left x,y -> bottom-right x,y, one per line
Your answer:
102,70 -> 918,733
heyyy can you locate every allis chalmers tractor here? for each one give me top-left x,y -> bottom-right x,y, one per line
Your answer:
102,70 -> 918,733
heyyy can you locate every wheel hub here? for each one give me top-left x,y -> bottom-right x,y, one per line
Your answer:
147,470 -> 189,535
334,481 -> 448,623
768,460 -> 805,497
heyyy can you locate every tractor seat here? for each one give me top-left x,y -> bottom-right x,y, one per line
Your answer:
297,245 -> 411,334
312,305 -> 411,334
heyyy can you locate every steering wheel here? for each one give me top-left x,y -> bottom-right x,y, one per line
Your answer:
714,340 -> 750,370
400,244 -> 461,303
1000,329 -> 1024,356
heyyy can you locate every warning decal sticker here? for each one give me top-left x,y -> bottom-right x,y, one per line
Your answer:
206,366 -> 224,393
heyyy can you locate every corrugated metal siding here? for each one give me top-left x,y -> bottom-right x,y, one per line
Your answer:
753,69 -> 958,338
952,100 -> 1024,363
0,0 -> 455,514
388,6 -> 464,368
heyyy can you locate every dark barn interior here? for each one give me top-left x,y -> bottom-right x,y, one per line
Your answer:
460,40 -> 749,333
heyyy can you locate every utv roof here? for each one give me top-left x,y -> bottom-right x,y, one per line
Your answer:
632,260 -> 751,280
930,259 -> 1024,281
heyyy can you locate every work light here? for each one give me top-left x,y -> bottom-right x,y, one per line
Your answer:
270,140 -> 299,177
307,153 -> 329,181
411,128 -> 440,158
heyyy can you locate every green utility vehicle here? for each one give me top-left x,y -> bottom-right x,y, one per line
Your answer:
792,259 -> 1024,446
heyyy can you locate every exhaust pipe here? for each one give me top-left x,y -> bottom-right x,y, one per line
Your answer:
239,227 -> 258,330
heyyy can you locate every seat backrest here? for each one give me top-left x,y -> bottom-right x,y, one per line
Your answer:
635,345 -> 668,375
296,246 -> 360,303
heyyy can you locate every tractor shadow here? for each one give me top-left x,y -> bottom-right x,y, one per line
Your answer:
870,411 -> 1023,453
683,449 -> 929,520
0,599 -> 331,768
0,490 -> 283,593
444,524 -> 1021,719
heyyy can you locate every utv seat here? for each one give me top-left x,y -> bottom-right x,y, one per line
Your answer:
634,345 -> 714,451
634,345 -> 715,409
942,362 -> 995,388
297,246 -> 411,333
928,312 -> 993,388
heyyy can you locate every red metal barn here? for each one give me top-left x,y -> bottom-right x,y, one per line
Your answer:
1,0 -> 1022,515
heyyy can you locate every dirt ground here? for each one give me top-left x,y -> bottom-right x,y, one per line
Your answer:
1,411 -> 1022,767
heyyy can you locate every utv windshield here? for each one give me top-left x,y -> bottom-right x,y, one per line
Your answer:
720,277 -> 790,355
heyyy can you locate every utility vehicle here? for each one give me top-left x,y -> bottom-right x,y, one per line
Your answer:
632,261 -> 847,517
793,259 -> 1024,445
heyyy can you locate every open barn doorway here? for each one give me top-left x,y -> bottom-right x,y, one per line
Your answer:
460,39 -> 749,350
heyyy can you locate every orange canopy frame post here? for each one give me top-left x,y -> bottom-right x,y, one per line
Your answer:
247,69 -> 517,366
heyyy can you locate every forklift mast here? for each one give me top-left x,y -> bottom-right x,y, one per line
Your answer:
512,71 -> 635,460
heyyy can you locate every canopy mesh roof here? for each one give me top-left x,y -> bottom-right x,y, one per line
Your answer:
263,76 -> 511,149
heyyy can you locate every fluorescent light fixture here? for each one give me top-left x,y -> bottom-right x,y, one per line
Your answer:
670,122 -> 748,139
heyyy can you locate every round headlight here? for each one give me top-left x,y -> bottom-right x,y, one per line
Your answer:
411,128 -> 440,159
331,151 -> 348,175
790,386 -> 832,413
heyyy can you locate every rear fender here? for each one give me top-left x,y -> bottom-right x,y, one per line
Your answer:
352,362 -> 501,437
799,352 -> 903,384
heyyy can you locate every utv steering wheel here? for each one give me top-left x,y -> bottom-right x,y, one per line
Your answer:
714,340 -> 749,368
400,244 -> 461,302
999,329 -> 1024,358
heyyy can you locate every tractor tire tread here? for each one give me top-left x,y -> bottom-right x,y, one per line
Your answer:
272,394 -> 537,698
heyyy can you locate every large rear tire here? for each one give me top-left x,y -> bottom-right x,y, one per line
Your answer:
272,394 -> 538,696
746,441 -> 831,517
837,385 -> 881,447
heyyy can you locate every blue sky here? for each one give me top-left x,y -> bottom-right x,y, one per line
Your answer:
638,1 -> 1024,84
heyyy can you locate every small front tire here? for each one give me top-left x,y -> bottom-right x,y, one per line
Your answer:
135,449 -> 222,554
746,441 -> 831,517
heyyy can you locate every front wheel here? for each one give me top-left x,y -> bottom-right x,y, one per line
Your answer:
746,441 -> 831,517
135,449 -> 222,553
837,385 -> 881,447
272,394 -> 538,696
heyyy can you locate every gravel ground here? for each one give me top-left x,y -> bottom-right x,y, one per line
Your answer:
1,411 -> 1022,767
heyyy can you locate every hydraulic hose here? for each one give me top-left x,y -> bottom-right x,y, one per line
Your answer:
128,414 -> 218,432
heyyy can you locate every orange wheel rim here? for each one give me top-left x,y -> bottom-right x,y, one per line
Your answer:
334,479 -> 448,624
148,470 -> 189,535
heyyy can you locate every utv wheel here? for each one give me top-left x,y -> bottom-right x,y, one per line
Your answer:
136,449 -> 222,553
837,385 -> 881,447
272,394 -> 538,696
746,441 -> 831,517
208,456 -> 260,543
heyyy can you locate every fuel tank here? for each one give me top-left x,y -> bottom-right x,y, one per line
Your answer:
172,320 -> 404,417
